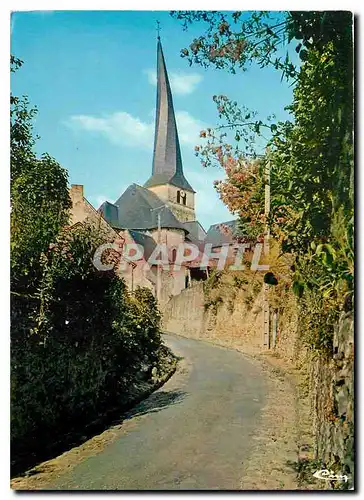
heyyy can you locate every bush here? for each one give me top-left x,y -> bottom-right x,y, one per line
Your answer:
11,225 -> 163,466
10,59 -> 166,472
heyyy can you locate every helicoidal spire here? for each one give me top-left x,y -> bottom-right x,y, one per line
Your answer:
144,36 -> 195,193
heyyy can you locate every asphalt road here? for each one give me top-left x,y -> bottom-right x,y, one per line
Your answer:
47,334 -> 267,491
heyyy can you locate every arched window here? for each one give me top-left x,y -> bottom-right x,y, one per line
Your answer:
182,192 -> 187,205
177,190 -> 181,203
171,248 -> 177,263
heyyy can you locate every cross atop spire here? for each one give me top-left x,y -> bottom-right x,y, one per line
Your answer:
144,37 -> 195,193
156,20 -> 161,40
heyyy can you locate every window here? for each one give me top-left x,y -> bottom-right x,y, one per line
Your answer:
171,248 -> 177,263
177,190 -> 187,205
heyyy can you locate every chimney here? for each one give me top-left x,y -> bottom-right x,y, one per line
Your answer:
70,184 -> 84,205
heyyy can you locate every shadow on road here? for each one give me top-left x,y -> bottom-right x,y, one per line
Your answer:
124,390 -> 187,419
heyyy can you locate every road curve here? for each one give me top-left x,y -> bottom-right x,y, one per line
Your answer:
47,334 -> 267,491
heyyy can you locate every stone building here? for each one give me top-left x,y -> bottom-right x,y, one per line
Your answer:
69,36 -> 236,306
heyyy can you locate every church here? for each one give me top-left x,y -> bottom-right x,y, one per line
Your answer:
69,36 -> 238,306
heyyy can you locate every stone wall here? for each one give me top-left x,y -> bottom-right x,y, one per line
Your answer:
162,282 -> 205,337
310,311 -> 354,487
162,277 -> 264,352
162,273 -> 354,488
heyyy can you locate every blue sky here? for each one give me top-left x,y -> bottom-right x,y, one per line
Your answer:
11,10 -> 295,230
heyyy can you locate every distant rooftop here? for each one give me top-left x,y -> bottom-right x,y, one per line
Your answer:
205,220 -> 239,248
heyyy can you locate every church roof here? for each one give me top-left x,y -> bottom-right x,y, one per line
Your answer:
144,38 -> 195,193
183,220 -> 206,242
112,183 -> 188,232
128,230 -> 157,261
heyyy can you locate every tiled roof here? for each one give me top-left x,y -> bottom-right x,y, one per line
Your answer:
183,220 -> 207,242
98,201 -> 119,228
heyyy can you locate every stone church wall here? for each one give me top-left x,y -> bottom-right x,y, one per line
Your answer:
147,184 -> 195,222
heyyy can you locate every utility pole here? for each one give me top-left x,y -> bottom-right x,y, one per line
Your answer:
264,150 -> 271,256
156,210 -> 162,304
150,205 -> 165,305
263,148 -> 271,348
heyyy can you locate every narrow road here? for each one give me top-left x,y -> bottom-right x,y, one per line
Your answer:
47,334 -> 267,490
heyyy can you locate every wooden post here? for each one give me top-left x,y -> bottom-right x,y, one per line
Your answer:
272,310 -> 278,348
263,149 -> 271,348
263,283 -> 270,348
156,210 -> 161,304
264,152 -> 271,256
150,205 -> 165,305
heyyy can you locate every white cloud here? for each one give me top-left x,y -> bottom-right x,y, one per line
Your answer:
145,69 -> 157,86
175,111 -> 206,147
67,112 -> 154,149
67,110 -> 205,149
89,183 -> 129,210
144,69 -> 203,95
88,194 -> 110,210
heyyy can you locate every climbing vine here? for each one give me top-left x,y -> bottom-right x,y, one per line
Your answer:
174,11 -> 354,353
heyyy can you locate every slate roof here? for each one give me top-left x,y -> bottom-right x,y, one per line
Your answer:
105,183 -> 188,233
183,220 -> 206,242
144,38 -> 195,193
205,220 -> 239,248
128,230 -> 157,261
98,201 -> 119,228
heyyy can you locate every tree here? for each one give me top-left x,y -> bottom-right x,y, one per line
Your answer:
10,57 -> 168,472
11,56 -> 71,295
173,11 -> 354,354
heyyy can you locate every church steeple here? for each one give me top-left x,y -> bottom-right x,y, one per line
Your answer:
144,37 -> 195,194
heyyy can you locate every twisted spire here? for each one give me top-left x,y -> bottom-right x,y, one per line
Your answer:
144,37 -> 195,193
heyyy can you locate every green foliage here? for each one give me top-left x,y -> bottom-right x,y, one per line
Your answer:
10,58 -> 166,469
174,12 -> 354,479
171,11 -> 296,77
175,11 -> 354,353
11,224 -> 164,463
11,57 -> 71,294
